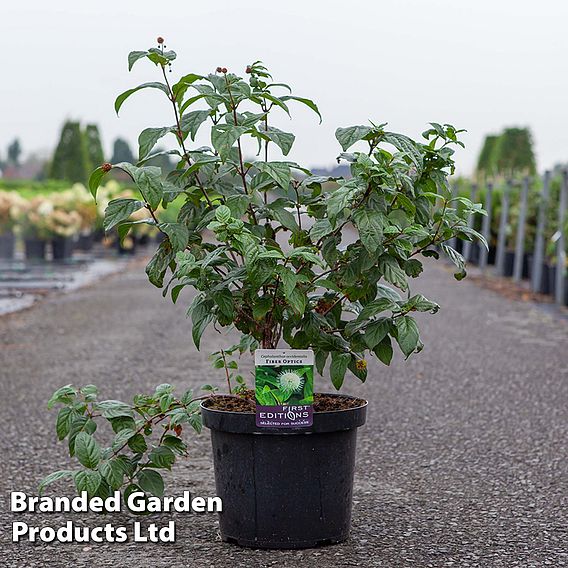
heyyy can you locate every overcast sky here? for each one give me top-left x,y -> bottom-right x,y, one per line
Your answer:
2,1 -> 567,175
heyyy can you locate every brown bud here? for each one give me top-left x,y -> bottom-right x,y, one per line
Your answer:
245,66 -> 252,74
174,425 -> 183,436
157,36 -> 164,44
101,162 -> 112,173
216,66 -> 223,73
221,67 -> 227,73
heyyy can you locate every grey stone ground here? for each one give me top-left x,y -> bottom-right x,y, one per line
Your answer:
0,261 -> 567,567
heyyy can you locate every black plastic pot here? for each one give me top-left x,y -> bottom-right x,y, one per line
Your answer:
52,237 -> 74,261
201,394 -> 367,549
75,233 -> 94,252
0,231 -> 15,259
24,238 -> 47,260
537,263 -> 553,295
503,251 -> 515,277
546,267 -> 568,305
467,243 -> 480,265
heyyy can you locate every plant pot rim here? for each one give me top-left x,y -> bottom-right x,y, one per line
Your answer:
201,392 -> 367,415
201,392 -> 367,435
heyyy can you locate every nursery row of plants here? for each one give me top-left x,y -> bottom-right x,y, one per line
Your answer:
454,169 -> 568,305
0,182 -> 170,262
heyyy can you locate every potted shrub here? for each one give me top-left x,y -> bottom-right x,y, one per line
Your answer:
0,190 -> 24,259
65,184 -> 99,252
42,41 -> 484,549
44,195 -> 82,261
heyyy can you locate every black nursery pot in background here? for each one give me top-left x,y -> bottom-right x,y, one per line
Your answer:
0,231 -> 15,259
503,251 -> 515,277
52,237 -> 74,261
24,238 -> 46,260
75,232 -> 94,252
546,266 -> 568,305
201,394 -> 367,549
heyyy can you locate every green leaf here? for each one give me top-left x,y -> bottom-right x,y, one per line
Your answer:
364,318 -> 391,349
74,470 -> 102,497
110,416 -> 136,433
211,124 -> 247,160
327,178 -> 364,221
132,165 -> 164,210
376,283 -> 402,302
96,400 -> 133,419
128,434 -> 148,454
112,428 -> 137,451
309,218 -> 333,241
56,407 -> 73,441
260,126 -> 295,155
127,50 -> 149,71
353,209 -> 386,252
269,203 -> 299,232
382,132 -> 423,176
278,266 -> 299,297
138,127 -> 172,160
100,459 -> 125,490
159,222 -> 189,252
162,435 -> 187,455
374,336 -> 393,365
188,412 -> 202,434
74,432 -> 101,470
212,289 -> 234,318
254,161 -> 291,189
395,315 -> 420,358
88,166 -> 107,200
288,288 -> 307,315
189,295 -> 214,349
379,257 -> 408,291
359,298 -> 397,320
137,469 -> 164,497
68,417 -> 96,457
148,446 -> 175,470
146,240 -> 175,288
330,352 -> 350,389
281,95 -> 322,123
225,194 -> 250,218
47,384 -> 76,409
457,225 -> 489,251
180,110 -> 210,141
215,204 -> 232,223
103,198 -> 145,232
335,125 -> 372,151
404,294 -> 439,313
440,243 -> 466,280
39,470 -> 74,495
115,82 -> 169,116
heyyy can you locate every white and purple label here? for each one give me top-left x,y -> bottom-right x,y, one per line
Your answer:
255,349 -> 314,428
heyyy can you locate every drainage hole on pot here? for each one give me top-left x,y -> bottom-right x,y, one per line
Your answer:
225,537 -> 239,545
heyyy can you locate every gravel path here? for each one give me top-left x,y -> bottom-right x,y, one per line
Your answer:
0,262 -> 567,567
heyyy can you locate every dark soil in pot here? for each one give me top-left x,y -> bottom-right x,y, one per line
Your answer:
0,231 -> 15,259
52,237 -> 74,262
201,391 -> 367,549
24,238 -> 47,260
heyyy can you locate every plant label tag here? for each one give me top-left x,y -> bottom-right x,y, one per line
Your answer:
255,349 -> 314,428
